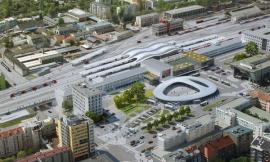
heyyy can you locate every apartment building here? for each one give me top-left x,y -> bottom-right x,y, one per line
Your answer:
250,89 -> 270,112
0,119 -> 43,158
202,136 -> 236,162
72,83 -> 103,115
89,2 -> 111,20
251,136 -> 270,162
57,115 -> 95,161
135,13 -> 159,27
223,125 -> 253,156
16,146 -> 73,162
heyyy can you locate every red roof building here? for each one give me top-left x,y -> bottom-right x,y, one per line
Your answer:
201,136 -> 236,162
16,146 -> 73,162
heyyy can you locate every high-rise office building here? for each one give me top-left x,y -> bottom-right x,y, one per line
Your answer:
57,115 -> 95,162
72,83 -> 103,116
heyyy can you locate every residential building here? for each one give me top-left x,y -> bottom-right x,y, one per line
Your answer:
54,25 -> 77,36
43,16 -> 59,26
135,13 -> 159,27
201,136 -> 236,162
57,115 -> 95,161
66,8 -> 90,22
229,5 -> 263,22
250,89 -> 270,112
0,122 -> 42,158
90,67 -> 146,93
145,0 -> 157,9
230,54 -> 270,85
223,125 -> 253,155
0,127 -> 25,158
72,83 -> 103,115
26,34 -> 50,49
86,22 -> 114,34
0,17 -> 17,32
216,97 -> 270,137
89,2 -> 111,20
251,136 -> 270,162
242,27 -> 270,52
16,146 -> 73,162
0,73 -> 6,90
152,18 -> 184,36
164,5 -> 206,19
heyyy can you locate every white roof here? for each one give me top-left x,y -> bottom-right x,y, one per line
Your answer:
153,76 -> 217,102
24,60 -> 41,68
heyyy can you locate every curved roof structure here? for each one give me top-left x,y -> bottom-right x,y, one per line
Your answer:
153,76 -> 217,102
122,42 -> 178,62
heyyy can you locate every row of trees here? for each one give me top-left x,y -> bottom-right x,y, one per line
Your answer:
114,82 -> 146,109
146,106 -> 191,131
233,42 -> 259,61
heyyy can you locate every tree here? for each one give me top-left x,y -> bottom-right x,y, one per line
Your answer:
173,111 -> 179,119
17,151 -> 26,158
184,106 -> 191,116
233,53 -> 248,61
245,41 -> 258,56
130,82 -> 145,102
146,122 -> 152,131
62,99 -> 73,112
85,111 -> 104,123
153,119 -> 159,128
160,114 -> 166,125
58,17 -> 64,26
123,89 -> 133,104
166,114 -> 173,122
114,95 -> 125,109
178,107 -> 186,116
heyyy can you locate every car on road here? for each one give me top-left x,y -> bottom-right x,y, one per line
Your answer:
48,111 -> 52,113
153,135 -> 157,138
140,136 -> 144,139
137,40 -> 141,43
148,141 -> 153,144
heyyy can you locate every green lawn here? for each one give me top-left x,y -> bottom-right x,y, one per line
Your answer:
203,99 -> 227,111
121,103 -> 150,116
145,89 -> 154,98
0,109 -> 36,128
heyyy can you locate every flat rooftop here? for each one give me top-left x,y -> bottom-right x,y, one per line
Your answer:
224,125 -> 252,138
231,54 -> 270,72
73,83 -> 101,97
243,27 -> 270,40
142,59 -> 172,72
165,5 -> 205,15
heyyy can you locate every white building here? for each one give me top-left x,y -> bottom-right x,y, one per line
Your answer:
242,27 -> 270,52
135,13 -> 159,27
72,83 -> 103,115
158,114 -> 215,151
216,97 -> 270,137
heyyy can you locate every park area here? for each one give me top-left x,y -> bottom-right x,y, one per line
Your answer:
113,82 -> 154,117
